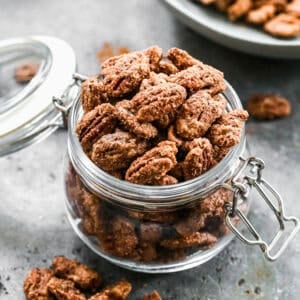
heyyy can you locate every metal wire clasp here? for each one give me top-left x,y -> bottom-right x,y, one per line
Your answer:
222,157 -> 300,261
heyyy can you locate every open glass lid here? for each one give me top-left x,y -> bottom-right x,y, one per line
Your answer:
0,36 -> 78,156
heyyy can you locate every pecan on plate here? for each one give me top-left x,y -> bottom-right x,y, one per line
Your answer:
208,109 -> 249,148
125,141 -> 177,185
182,138 -> 214,180
286,0 -> 300,17
132,83 -> 187,128
160,232 -> 217,249
168,63 -> 226,95
247,94 -> 291,120
15,62 -> 39,83
227,0 -> 253,21
91,131 -> 149,172
101,50 -> 150,99
47,277 -> 86,300
24,268 -> 53,300
144,46 -> 163,72
81,76 -> 106,113
166,47 -> 199,70
143,290 -> 162,300
52,256 -> 102,291
264,13 -> 300,37
89,280 -> 132,300
76,104 -> 117,154
176,91 -> 227,140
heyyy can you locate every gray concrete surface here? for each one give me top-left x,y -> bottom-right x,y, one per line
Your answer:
0,0 -> 300,299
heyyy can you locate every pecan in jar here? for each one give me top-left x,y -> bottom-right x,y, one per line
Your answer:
166,47 -> 199,70
246,94 -> 291,120
144,46 -> 163,72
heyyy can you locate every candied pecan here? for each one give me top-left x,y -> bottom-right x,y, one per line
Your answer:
168,161 -> 185,182
167,125 -> 184,147
140,72 -> 168,91
115,104 -> 158,139
81,76 -> 106,113
227,0 -> 253,21
152,175 -> 178,185
247,94 -> 291,120
160,232 -> 217,249
158,60 -> 179,75
24,268 -> 53,300
76,104 -> 117,154
139,223 -> 162,243
89,280 -> 132,300
182,138 -> 214,180
286,0 -> 300,17
215,0 -> 234,11
52,256 -> 102,291
144,46 -> 163,72
168,64 -> 226,95
128,210 -> 179,223
143,290 -> 162,300
208,109 -> 248,148
136,242 -> 158,262
131,83 -> 186,128
91,131 -> 149,172
212,145 -> 231,165
176,91 -> 227,140
47,277 -> 86,300
167,47 -> 199,70
105,216 -> 138,257
101,50 -> 150,99
246,4 -> 277,24
125,141 -> 177,185
264,13 -> 300,37
15,62 -> 39,83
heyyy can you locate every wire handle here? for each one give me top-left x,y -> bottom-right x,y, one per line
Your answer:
223,157 -> 300,261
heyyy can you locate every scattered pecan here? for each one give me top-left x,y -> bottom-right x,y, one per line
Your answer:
182,138 -> 214,180
208,109 -> 249,148
167,47 -> 199,70
24,268 -> 53,300
264,13 -> 300,37
160,232 -> 217,249
91,131 -> 149,172
176,91 -> 227,140
15,62 -> 39,83
143,290 -> 162,300
52,256 -> 102,291
89,280 -> 132,300
144,46 -> 163,72
76,104 -> 117,154
247,94 -> 291,120
101,50 -> 150,99
168,64 -> 226,95
47,277 -> 86,300
125,141 -> 177,185
81,76 -> 106,113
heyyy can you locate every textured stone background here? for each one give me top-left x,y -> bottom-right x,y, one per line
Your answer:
0,0 -> 300,299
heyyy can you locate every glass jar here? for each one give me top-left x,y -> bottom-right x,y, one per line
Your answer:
63,82 -> 249,273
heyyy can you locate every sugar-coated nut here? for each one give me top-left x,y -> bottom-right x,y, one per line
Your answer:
182,138 -> 214,180
76,104 -> 117,154
91,131 -> 149,172
158,60 -> 179,75
47,277 -> 86,300
140,72 -> 168,91
23,268 -> 53,300
52,256 -> 102,291
286,0 -> 300,17
176,91 -> 227,139
81,76 -> 106,113
167,125 -> 184,147
144,46 -> 163,72
143,290 -> 162,300
160,232 -> 217,249
152,175 -> 178,185
246,4 -> 277,24
139,223 -> 162,243
125,141 -> 177,185
227,0 -> 253,21
167,47 -> 199,70
247,94 -> 291,120
208,109 -> 249,148
89,280 -> 132,300
15,62 -> 39,83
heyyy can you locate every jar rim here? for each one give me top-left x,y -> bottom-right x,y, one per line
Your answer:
67,80 -> 246,208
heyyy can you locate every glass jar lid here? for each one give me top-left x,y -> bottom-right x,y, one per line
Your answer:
0,35 -> 77,156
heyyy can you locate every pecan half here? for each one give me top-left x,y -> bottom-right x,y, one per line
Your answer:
246,4 -> 277,24
227,0 -> 253,21
24,268 -> 53,300
144,46 -> 163,72
76,104 -> 117,154
166,47 -> 199,70
286,0 -> 300,17
168,64 -> 226,95
91,131 -> 149,172
208,109 -> 249,148
47,277 -> 86,300
125,141 -> 177,185
247,94 -> 291,120
140,72 -> 168,91
158,60 -> 179,75
52,256 -> 102,291
152,175 -> 178,185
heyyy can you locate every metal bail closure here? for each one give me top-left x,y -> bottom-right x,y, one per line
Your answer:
223,157 -> 300,261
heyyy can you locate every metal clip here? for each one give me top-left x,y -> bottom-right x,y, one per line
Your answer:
223,157 -> 300,261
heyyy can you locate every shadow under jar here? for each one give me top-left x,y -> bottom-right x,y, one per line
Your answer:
64,82 -> 251,273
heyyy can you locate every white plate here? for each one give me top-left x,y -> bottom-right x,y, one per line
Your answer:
164,0 -> 300,59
